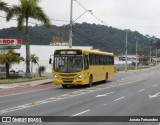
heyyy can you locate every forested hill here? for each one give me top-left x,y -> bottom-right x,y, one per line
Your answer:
0,23 -> 152,55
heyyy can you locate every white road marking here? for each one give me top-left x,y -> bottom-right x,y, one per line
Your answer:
96,91 -> 116,97
103,104 -> 107,105
153,84 -> 158,87
114,96 -> 125,102
72,110 -> 91,116
126,82 -> 132,84
1,72 -> 160,114
138,89 -> 145,92
96,94 -> 107,98
149,92 -> 160,98
107,91 -> 116,95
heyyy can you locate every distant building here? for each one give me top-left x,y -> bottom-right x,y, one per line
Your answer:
50,36 -> 69,46
114,55 -> 139,69
118,55 -> 137,61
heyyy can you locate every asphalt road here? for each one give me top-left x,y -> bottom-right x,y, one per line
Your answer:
0,67 -> 160,125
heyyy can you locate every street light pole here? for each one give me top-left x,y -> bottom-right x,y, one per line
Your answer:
135,37 -> 138,70
149,42 -> 152,64
74,10 -> 92,22
125,29 -> 128,71
69,0 -> 73,48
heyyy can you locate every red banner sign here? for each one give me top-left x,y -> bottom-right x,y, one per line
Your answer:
0,39 -> 22,45
0,39 -> 22,49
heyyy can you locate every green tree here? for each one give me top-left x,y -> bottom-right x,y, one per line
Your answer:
0,50 -> 24,77
0,0 -> 9,12
30,54 -> 39,73
6,0 -> 51,77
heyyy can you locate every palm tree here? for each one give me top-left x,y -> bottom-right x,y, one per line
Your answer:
0,50 -> 24,77
0,0 -> 9,12
6,0 -> 51,77
30,54 -> 39,73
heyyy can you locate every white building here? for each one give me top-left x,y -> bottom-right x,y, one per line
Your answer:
13,45 -> 92,74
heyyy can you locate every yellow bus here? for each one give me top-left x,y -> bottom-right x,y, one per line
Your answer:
50,48 -> 115,88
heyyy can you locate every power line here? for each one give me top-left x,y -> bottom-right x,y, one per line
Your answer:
0,15 -> 39,25
0,15 -> 70,25
74,0 -> 107,25
50,18 -> 69,23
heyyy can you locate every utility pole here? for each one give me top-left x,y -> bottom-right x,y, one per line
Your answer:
135,37 -> 138,70
69,0 -> 73,48
154,39 -> 158,66
156,48 -> 158,65
125,29 -> 128,71
149,44 -> 152,64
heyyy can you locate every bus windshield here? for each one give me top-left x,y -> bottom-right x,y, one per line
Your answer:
54,56 -> 82,73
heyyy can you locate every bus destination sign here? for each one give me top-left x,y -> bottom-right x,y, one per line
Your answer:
54,50 -> 82,55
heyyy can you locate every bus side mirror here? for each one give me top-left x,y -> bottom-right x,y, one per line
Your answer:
49,58 -> 52,64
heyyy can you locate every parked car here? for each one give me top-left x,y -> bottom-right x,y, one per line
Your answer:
9,69 -> 16,76
9,69 -> 25,77
17,70 -> 25,77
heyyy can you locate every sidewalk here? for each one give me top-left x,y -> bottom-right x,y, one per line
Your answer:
117,64 -> 160,73
0,79 -> 53,90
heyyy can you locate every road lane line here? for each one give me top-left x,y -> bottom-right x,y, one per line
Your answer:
72,110 -> 91,116
149,92 -> 160,98
106,91 -> 116,95
114,96 -> 125,102
153,84 -> 158,87
1,72 -> 160,114
96,91 -> 116,97
138,89 -> 145,92
96,94 -> 107,97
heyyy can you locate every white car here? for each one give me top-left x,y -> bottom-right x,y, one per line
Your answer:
17,70 -> 25,77
9,69 -> 25,77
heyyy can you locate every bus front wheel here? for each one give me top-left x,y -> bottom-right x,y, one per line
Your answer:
88,76 -> 93,87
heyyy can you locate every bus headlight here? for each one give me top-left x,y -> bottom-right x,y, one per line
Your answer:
53,74 -> 60,80
76,74 -> 83,80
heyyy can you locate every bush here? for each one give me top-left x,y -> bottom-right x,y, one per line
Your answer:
38,66 -> 46,77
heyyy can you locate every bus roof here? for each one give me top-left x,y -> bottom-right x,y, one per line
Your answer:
55,48 -> 114,56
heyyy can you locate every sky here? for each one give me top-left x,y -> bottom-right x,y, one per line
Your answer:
0,0 -> 160,38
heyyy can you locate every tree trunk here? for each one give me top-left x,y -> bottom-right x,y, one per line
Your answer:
37,63 -> 41,77
31,62 -> 33,73
5,63 -> 10,78
25,16 -> 31,78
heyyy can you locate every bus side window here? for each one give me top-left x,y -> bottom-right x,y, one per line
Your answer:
84,55 -> 89,70
89,54 -> 92,65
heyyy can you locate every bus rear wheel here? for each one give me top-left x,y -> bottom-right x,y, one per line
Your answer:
87,76 -> 93,87
104,73 -> 108,83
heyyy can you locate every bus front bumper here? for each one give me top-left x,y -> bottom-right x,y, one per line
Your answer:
53,79 -> 86,85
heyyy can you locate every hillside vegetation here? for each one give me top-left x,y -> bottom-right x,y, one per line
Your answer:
0,23 -> 155,55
